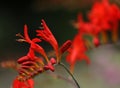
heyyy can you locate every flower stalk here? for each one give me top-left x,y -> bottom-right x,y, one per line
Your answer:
59,62 -> 80,88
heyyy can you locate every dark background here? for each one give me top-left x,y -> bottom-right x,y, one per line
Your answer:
0,0 -> 96,61
0,0 -> 77,61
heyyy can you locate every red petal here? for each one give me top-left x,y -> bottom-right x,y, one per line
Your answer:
27,78 -> 34,88
36,19 -> 59,58
21,65 -> 31,69
32,38 -> 42,43
59,40 -> 72,54
21,61 -> 36,66
50,58 -> 56,65
27,48 -> 35,60
17,56 -> 29,64
24,24 -> 31,43
47,63 -> 55,72
31,43 -> 47,58
12,78 -> 34,88
12,78 -> 20,88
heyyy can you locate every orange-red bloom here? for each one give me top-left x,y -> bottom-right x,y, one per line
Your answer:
17,24 -> 49,63
13,77 -> 34,88
24,25 -> 48,60
88,0 -> 111,31
66,34 -> 90,72
88,0 -> 120,31
15,20 -> 60,83
73,13 -> 101,47
36,19 -> 59,60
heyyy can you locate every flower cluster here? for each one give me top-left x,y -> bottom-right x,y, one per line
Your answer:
6,0 -> 120,88
12,19 -> 72,88
68,0 -> 120,71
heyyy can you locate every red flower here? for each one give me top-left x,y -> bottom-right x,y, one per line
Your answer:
88,0 -> 120,42
66,34 -> 90,72
73,13 -> 101,47
88,0 -> 120,31
36,19 -> 59,60
24,25 -> 48,60
17,24 -> 49,63
12,77 -> 34,88
16,22 -> 58,79
88,0 -> 111,31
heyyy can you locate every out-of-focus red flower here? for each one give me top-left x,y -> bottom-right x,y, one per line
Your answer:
88,0 -> 120,43
108,4 -> 120,24
88,0 -> 111,31
73,13 -> 101,47
13,77 -> 34,88
36,19 -> 59,60
66,34 -> 90,72
81,14 -> 101,35
88,0 -> 120,31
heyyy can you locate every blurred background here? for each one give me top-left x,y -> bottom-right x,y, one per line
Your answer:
0,0 -> 120,88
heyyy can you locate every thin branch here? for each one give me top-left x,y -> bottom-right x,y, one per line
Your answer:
47,71 -> 77,88
58,62 -> 80,88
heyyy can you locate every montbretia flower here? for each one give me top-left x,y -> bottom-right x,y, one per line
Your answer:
105,3 -> 120,42
16,24 -> 49,62
88,0 -> 120,43
36,19 -> 59,61
66,34 -> 90,72
36,20 -> 72,63
15,23 -> 58,84
88,0 -> 111,30
75,13 -> 99,34
73,13 -> 101,47
14,19 -> 72,87
13,77 -> 34,88
68,0 -> 119,72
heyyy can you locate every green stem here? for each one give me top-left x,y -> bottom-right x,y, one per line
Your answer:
58,62 -> 80,88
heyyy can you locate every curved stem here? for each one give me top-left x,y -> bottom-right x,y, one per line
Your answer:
47,71 -> 76,88
58,62 -> 80,88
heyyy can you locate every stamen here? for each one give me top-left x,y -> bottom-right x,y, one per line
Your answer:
16,39 -> 26,42
16,33 -> 24,38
